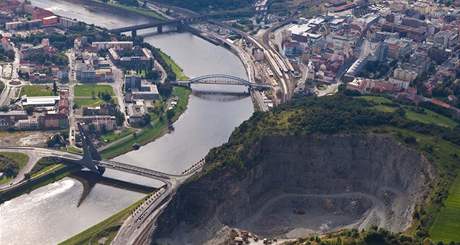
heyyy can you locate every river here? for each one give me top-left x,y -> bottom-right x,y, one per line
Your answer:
0,1 -> 254,244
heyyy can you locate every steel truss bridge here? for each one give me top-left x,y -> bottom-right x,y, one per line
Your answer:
175,74 -> 271,90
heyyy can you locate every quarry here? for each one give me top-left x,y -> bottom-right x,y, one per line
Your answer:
152,134 -> 435,244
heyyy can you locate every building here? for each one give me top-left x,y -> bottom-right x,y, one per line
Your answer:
109,47 -> 154,70
127,103 -> 147,126
384,38 -> 412,59
125,75 -> 142,92
91,41 -> 133,51
393,67 -> 417,82
346,77 -> 402,94
432,30 -> 459,49
132,82 -> 160,100
58,89 -> 70,116
15,118 -> 39,130
59,17 -> 78,29
0,111 -> 28,130
21,95 -> 60,108
75,62 -> 96,83
76,115 -> 117,132
39,113 -> 68,129
5,19 -> 42,30
42,15 -> 58,26
82,103 -> 116,116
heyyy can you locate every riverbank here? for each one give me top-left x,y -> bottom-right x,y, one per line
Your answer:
100,86 -> 191,159
59,195 -> 147,245
89,0 -> 165,20
0,164 -> 80,202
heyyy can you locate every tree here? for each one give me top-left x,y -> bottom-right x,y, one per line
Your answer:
114,109 -> 125,126
24,173 -> 31,181
143,113 -> 151,126
158,82 -> 173,98
99,91 -> 112,102
25,106 -> 34,116
52,81 -> 58,95
166,109 -> 175,123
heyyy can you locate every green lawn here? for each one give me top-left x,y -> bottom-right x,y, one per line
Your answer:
31,164 -> 64,178
100,128 -> 135,143
430,175 -> 460,243
359,96 -> 458,129
373,105 -> 397,113
405,109 -> 457,129
0,152 -> 29,184
158,50 -> 189,81
59,196 -> 147,245
75,84 -> 114,97
93,0 -> 166,20
74,98 -> 104,107
20,85 -> 54,97
359,95 -> 393,104
66,146 -> 83,154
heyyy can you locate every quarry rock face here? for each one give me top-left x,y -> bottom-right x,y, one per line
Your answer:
153,134 -> 434,244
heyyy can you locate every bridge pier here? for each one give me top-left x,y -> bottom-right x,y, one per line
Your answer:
177,23 -> 184,32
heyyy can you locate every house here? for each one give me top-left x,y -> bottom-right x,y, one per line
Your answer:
76,115 -> 117,132
75,62 -> 96,83
39,113 -> 68,129
0,111 -> 28,130
132,81 -> 160,101
127,103 -> 147,126
91,41 -> 133,51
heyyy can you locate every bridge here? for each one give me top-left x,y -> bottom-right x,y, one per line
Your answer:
109,16 -> 207,36
174,74 -> 271,92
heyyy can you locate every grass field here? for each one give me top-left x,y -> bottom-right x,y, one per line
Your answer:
387,127 -> 460,242
59,197 -> 146,245
430,175 -> 460,243
20,85 -> 54,97
405,109 -> 457,129
100,128 -> 136,143
75,84 -> 114,97
158,50 -> 189,81
74,98 -> 104,107
0,152 -> 29,184
92,0 -> 166,20
359,95 -> 393,104
358,95 -> 458,129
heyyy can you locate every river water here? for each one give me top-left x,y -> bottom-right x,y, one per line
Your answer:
0,1 -> 253,244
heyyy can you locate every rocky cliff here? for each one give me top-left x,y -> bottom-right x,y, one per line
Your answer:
152,134 -> 434,244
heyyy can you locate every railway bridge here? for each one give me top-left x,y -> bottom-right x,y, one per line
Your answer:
173,74 -> 271,93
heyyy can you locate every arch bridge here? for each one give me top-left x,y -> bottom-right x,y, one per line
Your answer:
176,74 -> 271,91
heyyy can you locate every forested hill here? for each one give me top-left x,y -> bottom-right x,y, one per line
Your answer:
154,0 -> 254,12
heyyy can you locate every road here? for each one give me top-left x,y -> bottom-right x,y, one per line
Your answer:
0,145 -> 204,245
0,45 -> 23,106
107,59 -> 129,128
0,149 -> 40,190
66,50 -> 78,145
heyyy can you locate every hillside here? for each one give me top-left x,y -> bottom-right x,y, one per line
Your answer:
154,0 -> 254,12
152,95 -> 460,244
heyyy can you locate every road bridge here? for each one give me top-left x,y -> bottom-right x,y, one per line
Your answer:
174,74 -> 271,92
109,16 -> 207,36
